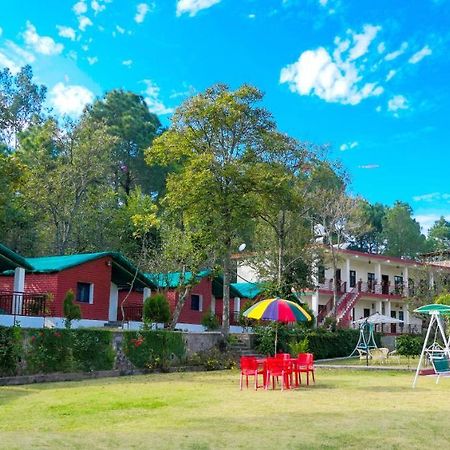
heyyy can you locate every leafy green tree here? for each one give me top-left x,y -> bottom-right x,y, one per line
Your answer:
63,289 -> 82,329
0,65 -> 46,149
146,84 -> 283,334
17,117 -> 115,254
349,200 -> 386,253
427,216 -> 450,252
382,201 -> 427,258
87,90 -> 163,198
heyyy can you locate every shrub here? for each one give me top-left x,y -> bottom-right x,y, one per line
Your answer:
123,330 -> 186,370
71,329 -> 114,371
63,290 -> 81,329
0,325 -> 22,376
143,294 -> 171,327
288,337 -> 309,357
201,313 -> 220,331
396,334 -> 424,358
27,329 -> 74,373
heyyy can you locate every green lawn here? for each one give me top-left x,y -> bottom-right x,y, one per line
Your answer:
0,369 -> 449,449
317,356 -> 420,369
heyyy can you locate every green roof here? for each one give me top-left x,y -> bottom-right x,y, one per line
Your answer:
230,282 -> 263,300
0,243 -> 33,272
147,270 -> 212,289
24,252 -> 155,289
414,303 -> 450,315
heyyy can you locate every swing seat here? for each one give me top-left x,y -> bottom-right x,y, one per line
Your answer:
430,355 -> 450,384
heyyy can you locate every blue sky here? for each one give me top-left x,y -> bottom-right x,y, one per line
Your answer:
1,0 -> 449,233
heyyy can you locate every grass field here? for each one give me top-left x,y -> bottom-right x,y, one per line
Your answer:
0,368 -> 449,449
317,356 -> 420,369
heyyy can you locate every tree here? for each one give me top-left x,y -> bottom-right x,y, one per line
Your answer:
63,289 -> 81,328
349,200 -> 386,254
0,65 -> 46,149
313,188 -> 364,314
143,294 -> 170,327
382,201 -> 427,258
427,216 -> 450,252
17,117 -> 116,254
87,90 -> 163,198
146,84 -> 282,335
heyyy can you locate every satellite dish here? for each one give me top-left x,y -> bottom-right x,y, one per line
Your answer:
238,243 -> 246,252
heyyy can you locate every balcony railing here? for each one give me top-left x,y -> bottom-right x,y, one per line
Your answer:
215,311 -> 241,326
121,305 -> 143,322
0,291 -> 49,317
317,279 -> 406,297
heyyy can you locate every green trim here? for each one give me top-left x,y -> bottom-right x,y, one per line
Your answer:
0,243 -> 33,271
230,282 -> 263,300
24,252 -> 156,289
147,270 -> 212,289
414,303 -> 450,315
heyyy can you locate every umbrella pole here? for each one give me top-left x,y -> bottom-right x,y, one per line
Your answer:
274,323 -> 278,355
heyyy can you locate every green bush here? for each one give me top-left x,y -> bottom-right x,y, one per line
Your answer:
71,329 -> 114,371
396,334 -> 424,358
143,294 -> 171,327
63,290 -> 81,329
288,337 -> 309,357
0,325 -> 22,376
201,313 -> 220,331
27,329 -> 75,373
123,330 -> 186,370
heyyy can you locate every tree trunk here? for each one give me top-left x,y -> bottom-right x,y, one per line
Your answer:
222,251 -> 231,337
169,287 -> 190,330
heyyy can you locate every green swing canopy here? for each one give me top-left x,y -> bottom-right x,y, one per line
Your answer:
414,304 -> 450,316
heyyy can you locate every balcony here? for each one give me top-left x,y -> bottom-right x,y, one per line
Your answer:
317,279 -> 406,297
0,291 -> 50,317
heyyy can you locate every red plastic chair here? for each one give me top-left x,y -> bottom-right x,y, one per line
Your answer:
240,356 -> 264,390
275,353 -> 291,360
264,357 -> 291,390
295,353 -> 315,386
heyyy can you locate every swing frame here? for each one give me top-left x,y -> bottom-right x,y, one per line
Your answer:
350,320 -> 378,358
412,304 -> 450,388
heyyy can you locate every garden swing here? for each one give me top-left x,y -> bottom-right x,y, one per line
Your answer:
412,304 -> 450,388
349,319 -> 378,359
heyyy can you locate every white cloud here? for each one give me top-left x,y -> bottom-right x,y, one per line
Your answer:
413,193 -> 450,202
0,52 -> 20,73
57,25 -> 76,41
358,164 -> 379,169
73,1 -> 88,15
340,141 -> 358,151
409,45 -> 432,64
5,41 -> 35,64
176,0 -> 221,17
375,105 -> 382,112
87,56 -> 98,65
142,80 -> 174,115
248,13 -> 256,19
385,42 -> 408,61
385,69 -> 396,81
78,16 -> 93,31
348,24 -> 381,61
116,25 -> 125,34
23,21 -> 64,55
122,59 -> 133,66
49,82 -> 94,117
0,27 -> 3,37
91,0 -> 106,14
280,24 -> 384,106
387,95 -> 408,114
135,3 -> 153,23
377,42 -> 385,54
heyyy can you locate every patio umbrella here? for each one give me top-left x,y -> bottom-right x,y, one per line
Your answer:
243,298 -> 312,354
353,312 -> 404,325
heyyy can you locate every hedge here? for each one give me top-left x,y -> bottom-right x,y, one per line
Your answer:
123,330 -> 186,370
0,326 -> 22,376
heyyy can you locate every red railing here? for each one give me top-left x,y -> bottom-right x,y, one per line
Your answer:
215,312 -> 241,326
0,291 -> 49,317
317,279 -> 405,297
120,305 -> 143,322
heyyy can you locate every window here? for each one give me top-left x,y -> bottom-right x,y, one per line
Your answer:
191,294 -> 202,312
77,282 -> 93,303
349,270 -> 356,288
368,272 -> 375,292
394,276 -> 403,295
363,308 -> 370,318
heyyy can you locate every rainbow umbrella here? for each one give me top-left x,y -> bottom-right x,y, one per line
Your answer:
243,298 -> 312,354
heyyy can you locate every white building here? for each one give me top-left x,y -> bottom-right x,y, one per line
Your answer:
237,247 -> 449,334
